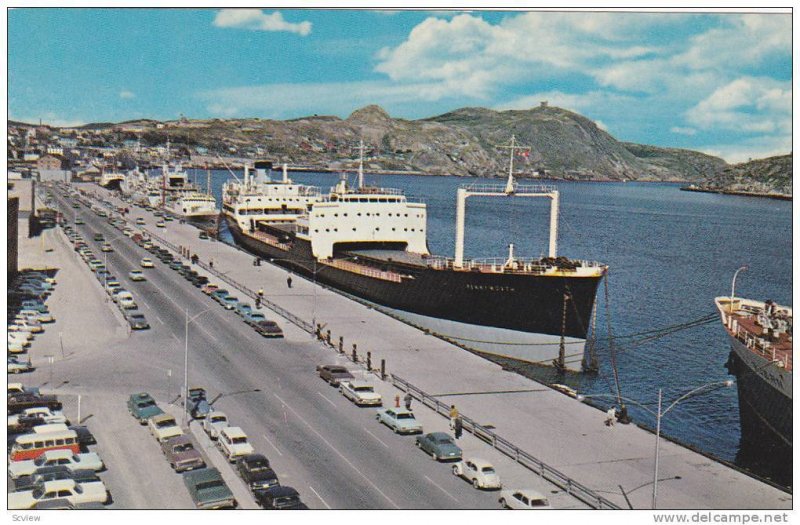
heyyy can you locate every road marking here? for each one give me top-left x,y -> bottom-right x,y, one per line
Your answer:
274,393 -> 399,509
262,434 -> 283,456
317,391 -> 337,408
424,475 -> 459,503
363,427 -> 389,449
155,315 -> 165,325
170,332 -> 181,343
308,485 -> 331,509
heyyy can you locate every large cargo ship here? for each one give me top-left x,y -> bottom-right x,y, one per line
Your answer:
715,291 -> 792,461
222,145 -> 607,371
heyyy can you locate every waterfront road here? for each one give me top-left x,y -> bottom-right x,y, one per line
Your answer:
37,186 -> 548,510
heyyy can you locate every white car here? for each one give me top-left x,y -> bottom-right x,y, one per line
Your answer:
8,359 -> 33,374
12,319 -> 44,334
499,489 -> 552,510
8,407 -> 69,427
156,220 -> 166,228
8,479 -> 109,509
136,218 -> 146,225
148,414 -> 184,443
129,270 -> 146,282
8,449 -> 105,479
452,458 -> 502,489
8,341 -> 27,354
100,243 -> 113,252
217,427 -> 254,462
202,412 -> 229,440
8,325 -> 36,338
340,381 -> 383,406
18,310 -> 54,323
8,332 -> 32,346
140,258 -> 154,268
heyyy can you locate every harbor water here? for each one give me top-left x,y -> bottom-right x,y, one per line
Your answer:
190,168 -> 793,486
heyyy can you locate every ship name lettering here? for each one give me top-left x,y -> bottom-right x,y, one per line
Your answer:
466,284 -> 515,292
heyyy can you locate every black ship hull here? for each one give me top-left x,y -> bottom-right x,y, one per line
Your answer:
225,216 -> 603,370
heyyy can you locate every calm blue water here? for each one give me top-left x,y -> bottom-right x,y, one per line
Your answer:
191,168 -> 792,479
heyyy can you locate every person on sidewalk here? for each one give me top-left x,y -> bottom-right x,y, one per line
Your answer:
449,405 -> 459,430
606,406 -> 617,427
287,275 -> 293,288
454,417 -> 463,440
404,393 -> 412,411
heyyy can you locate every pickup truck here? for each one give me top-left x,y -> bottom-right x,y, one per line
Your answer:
183,468 -> 237,509
161,435 -> 205,473
317,364 -> 355,387
187,388 -> 211,419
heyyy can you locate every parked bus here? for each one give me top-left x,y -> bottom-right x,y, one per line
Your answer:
9,424 -> 80,461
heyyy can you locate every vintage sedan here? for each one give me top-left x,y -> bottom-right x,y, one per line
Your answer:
452,458 -> 502,490
127,392 -> 164,424
317,364 -> 355,387
499,488 -> 553,510
8,357 -> 34,374
235,454 -> 279,494
162,435 -> 205,473
415,432 -> 463,461
9,449 -> 105,479
148,413 -> 184,443
183,468 -> 236,509
202,412 -> 229,440
376,408 -> 423,434
140,258 -> 155,268
8,479 -> 109,509
339,381 -> 382,406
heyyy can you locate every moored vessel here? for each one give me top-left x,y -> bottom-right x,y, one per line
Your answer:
223,141 -> 607,371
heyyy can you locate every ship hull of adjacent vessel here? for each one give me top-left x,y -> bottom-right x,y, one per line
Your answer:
726,334 -> 792,453
225,216 -> 602,370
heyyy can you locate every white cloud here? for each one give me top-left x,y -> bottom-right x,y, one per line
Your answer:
700,135 -> 792,164
670,127 -> 697,136
119,90 -> 135,99
686,77 -> 791,134
213,9 -> 311,36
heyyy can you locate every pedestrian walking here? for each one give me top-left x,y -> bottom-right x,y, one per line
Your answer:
404,393 -> 412,411
255,297 -> 261,309
605,406 -> 616,427
209,259 -> 214,268
454,417 -> 463,440
287,275 -> 293,288
258,288 -> 264,298
449,405 -> 459,430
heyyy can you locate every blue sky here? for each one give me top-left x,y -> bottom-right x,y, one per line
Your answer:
8,8 -> 791,162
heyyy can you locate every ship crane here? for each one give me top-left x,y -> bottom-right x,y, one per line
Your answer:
453,135 -> 559,269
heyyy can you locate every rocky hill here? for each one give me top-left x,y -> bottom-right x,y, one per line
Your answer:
692,154 -> 792,196
27,104 -> 734,182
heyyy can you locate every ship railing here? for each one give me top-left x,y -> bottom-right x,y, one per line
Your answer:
461,183 -> 557,194
426,255 -> 605,273
390,374 -> 620,510
249,229 -> 292,251
327,258 -> 403,283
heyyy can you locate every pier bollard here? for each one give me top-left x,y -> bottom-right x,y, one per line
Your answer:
352,344 -> 357,363
326,330 -> 331,346
315,324 -> 322,340
366,352 -> 372,371
338,336 -> 344,353
395,395 -> 400,408
381,359 -> 386,380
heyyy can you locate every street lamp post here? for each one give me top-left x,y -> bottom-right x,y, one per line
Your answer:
268,257 -> 320,334
183,306 -> 214,427
577,380 -> 733,509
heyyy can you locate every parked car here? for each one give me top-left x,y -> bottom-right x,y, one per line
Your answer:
7,383 -> 40,396
118,294 -> 137,310
339,381 -> 382,406
217,427 -> 254,462
129,270 -> 146,282
8,407 -> 68,427
183,467 -> 237,509
8,479 -> 109,509
8,358 -> 34,375
127,392 -> 164,424
243,312 -> 266,326
254,485 -> 302,510
148,413 -> 184,443
452,458 -> 502,490
235,302 -> 253,317
210,289 -> 229,302
8,393 -> 61,415
8,449 -> 105,479
201,284 -> 219,295
202,412 -> 229,440
125,311 -> 150,330
221,296 -> 240,310
136,217 -> 145,225
499,488 -> 553,510
376,408 -> 423,434
415,432 -> 463,461
187,387 -> 211,419
100,243 -> 113,252
140,257 -> 154,268
156,220 -> 166,228
11,466 -> 100,493
235,454 -> 279,494
317,364 -> 355,387
254,320 -> 284,338
69,425 -> 97,448
161,435 -> 205,473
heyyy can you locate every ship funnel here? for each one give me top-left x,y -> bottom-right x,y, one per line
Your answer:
282,164 -> 289,183
254,160 -> 272,183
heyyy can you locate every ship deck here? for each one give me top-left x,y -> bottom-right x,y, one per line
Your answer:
730,313 -> 793,372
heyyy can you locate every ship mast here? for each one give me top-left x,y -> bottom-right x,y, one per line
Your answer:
453,136 -> 558,269
357,139 -> 365,190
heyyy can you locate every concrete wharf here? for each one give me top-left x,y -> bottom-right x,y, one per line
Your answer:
76,183 -> 791,509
